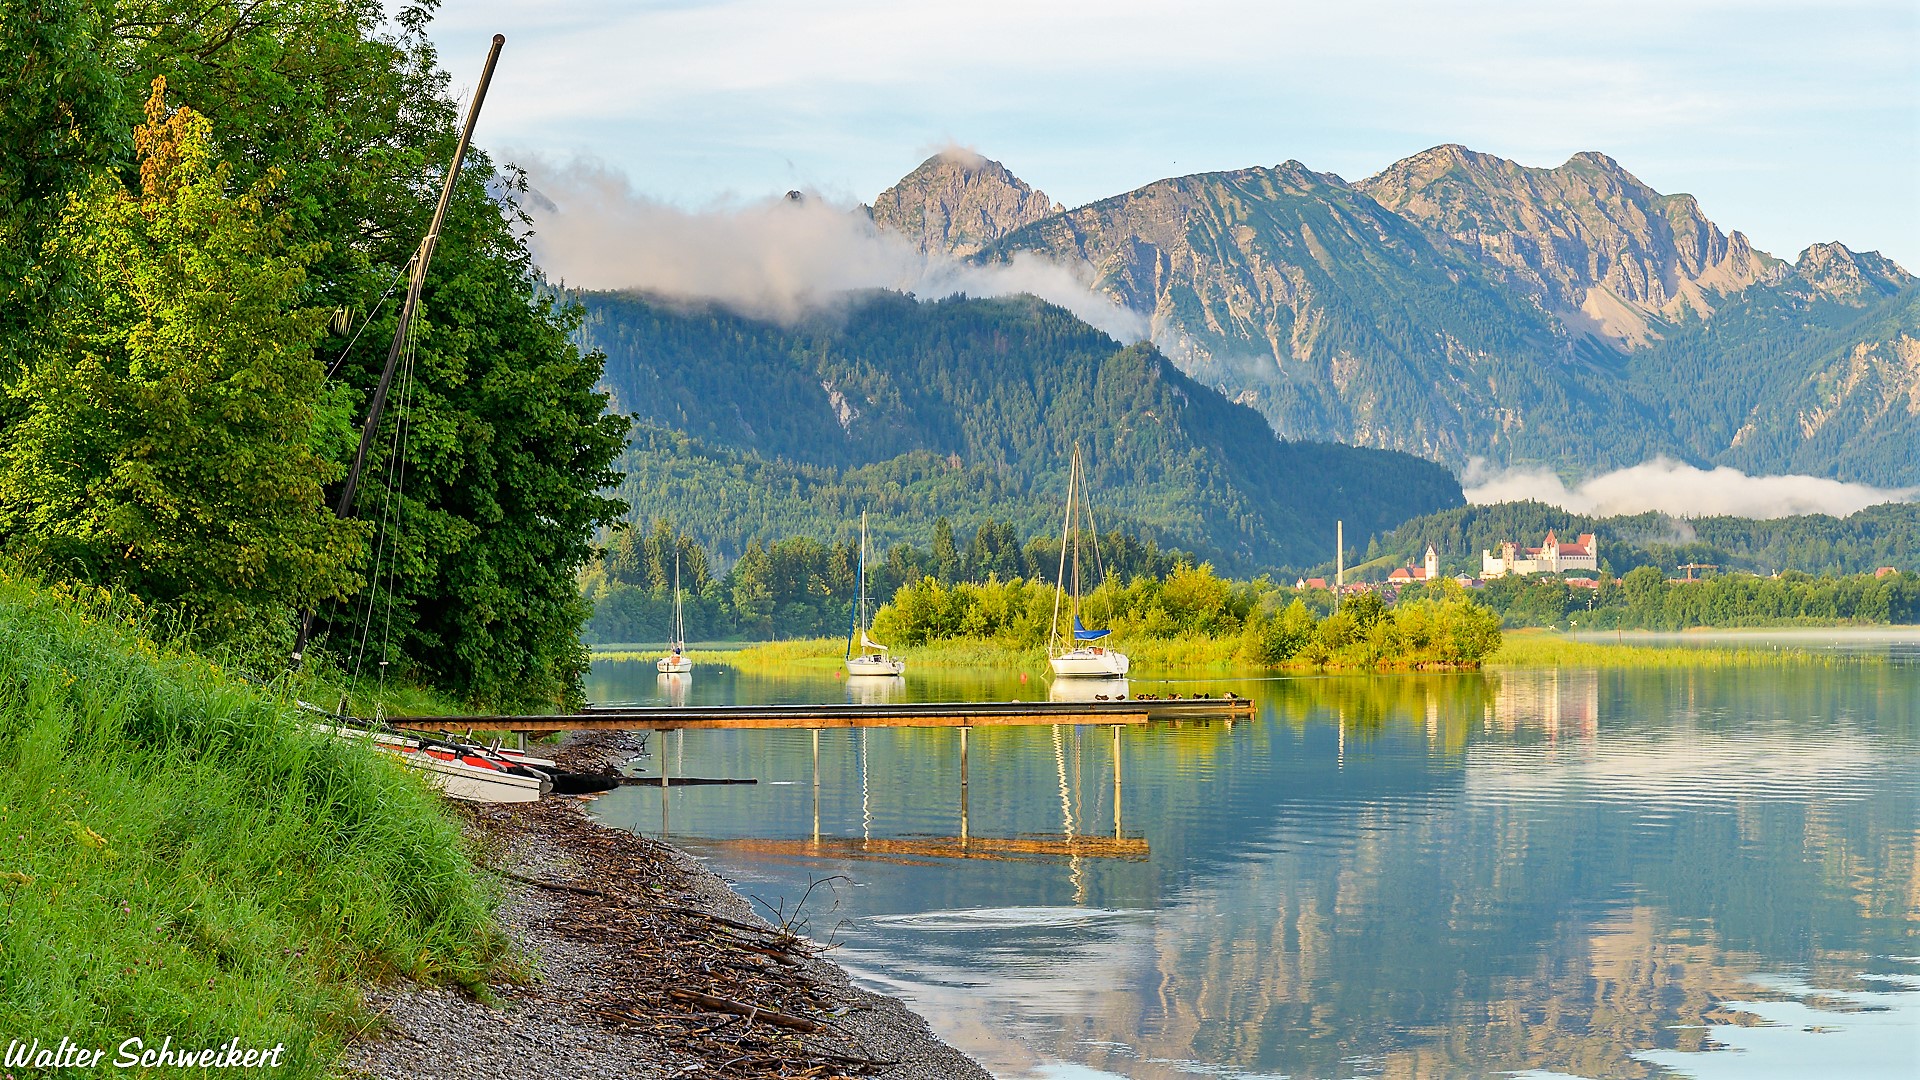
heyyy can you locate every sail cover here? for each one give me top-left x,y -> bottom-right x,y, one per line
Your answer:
1072,616 -> 1111,641
861,632 -> 890,652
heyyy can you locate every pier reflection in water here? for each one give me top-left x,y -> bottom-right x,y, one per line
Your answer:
586,657 -> 1920,1079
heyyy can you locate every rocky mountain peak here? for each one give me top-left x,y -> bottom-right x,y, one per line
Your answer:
869,149 -> 1063,257
1793,242 -> 1913,303
1357,146 -> 1778,346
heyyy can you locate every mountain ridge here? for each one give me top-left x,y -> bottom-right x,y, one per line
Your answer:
871,146 -> 1916,485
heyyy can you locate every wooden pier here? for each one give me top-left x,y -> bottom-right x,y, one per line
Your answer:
388,696 -> 1253,733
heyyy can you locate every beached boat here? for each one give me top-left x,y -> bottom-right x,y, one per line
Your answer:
317,722 -> 551,802
657,551 -> 693,674
846,512 -> 905,676
1049,446 -> 1129,679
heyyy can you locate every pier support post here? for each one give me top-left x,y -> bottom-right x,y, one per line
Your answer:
959,726 -> 970,844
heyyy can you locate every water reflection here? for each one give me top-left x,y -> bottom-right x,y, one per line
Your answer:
655,670 -> 690,706
1049,678 -> 1130,703
587,657 -> 1919,1079
846,674 -> 906,704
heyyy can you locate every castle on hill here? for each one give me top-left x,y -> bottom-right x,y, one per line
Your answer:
1483,529 -> 1598,578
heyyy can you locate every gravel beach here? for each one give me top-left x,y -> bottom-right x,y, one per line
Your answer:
343,732 -> 991,1080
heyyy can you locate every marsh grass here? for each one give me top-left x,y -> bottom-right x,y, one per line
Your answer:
1488,629 -> 1873,668
0,570 -> 502,1075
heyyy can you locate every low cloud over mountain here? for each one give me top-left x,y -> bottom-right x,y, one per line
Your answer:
1463,459 -> 1918,520
518,157 -> 1145,342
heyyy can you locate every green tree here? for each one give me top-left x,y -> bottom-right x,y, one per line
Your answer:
0,82 -> 362,638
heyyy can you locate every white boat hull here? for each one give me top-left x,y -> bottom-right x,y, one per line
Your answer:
1049,647 -> 1130,678
393,749 -> 546,802
656,655 -> 692,674
846,654 -> 905,676
319,723 -> 550,803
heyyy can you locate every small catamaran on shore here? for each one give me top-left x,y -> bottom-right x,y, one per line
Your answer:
1049,445 -> 1129,678
846,512 -> 905,676
657,550 -> 692,674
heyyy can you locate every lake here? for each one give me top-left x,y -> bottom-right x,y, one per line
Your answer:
586,648 -> 1919,1079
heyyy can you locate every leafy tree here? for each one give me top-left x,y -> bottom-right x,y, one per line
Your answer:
0,82 -> 362,639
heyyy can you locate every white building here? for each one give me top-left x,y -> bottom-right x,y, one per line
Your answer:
1483,530 -> 1598,578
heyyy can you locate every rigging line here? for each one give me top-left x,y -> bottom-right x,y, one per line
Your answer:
377,318 -> 419,681
325,261 -> 410,380
350,316 -> 415,686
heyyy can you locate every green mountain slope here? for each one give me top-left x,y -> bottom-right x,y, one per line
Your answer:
580,291 -> 1463,571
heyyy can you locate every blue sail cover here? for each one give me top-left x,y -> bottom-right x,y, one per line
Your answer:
1072,616 -> 1111,641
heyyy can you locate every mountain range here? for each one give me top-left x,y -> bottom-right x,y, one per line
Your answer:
869,146 -> 1917,485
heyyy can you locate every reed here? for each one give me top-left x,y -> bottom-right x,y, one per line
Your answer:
0,569 -> 502,1075
1488,629 -> 1872,668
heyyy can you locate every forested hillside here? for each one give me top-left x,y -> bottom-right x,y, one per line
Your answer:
582,290 -> 1464,572
1364,501 -> 1920,579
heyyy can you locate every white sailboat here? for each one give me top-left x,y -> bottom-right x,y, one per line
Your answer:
1049,445 -> 1129,678
656,549 -> 693,674
846,512 -> 905,677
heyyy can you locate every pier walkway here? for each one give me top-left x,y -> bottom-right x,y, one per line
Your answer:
388,696 -> 1254,733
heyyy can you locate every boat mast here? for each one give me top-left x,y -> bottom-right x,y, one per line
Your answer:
1050,446 -> 1079,657
293,34 -> 506,665
1071,447 -> 1083,625
858,511 -> 868,651
671,548 -> 683,649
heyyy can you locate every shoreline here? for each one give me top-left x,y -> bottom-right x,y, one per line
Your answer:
345,731 -> 990,1080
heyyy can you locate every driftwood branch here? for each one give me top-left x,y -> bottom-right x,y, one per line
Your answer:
668,989 -> 820,1032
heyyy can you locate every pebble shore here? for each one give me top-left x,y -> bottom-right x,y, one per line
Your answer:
343,733 -> 991,1080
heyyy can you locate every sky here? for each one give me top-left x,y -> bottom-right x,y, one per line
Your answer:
418,0 -> 1919,267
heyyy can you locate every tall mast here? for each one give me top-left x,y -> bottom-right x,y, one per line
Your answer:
1070,447 -> 1082,619
293,34 -> 506,664
672,547 -> 682,648
858,511 -> 868,642
1050,446 -> 1077,657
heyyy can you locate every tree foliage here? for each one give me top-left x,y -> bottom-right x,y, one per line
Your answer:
0,1 -> 628,707
0,82 -> 362,639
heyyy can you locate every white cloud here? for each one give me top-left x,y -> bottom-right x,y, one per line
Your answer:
1462,458 -> 1918,519
518,157 -> 1148,341
418,0 -> 1919,266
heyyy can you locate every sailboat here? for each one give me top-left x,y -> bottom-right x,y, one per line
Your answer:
846,512 -> 905,676
1049,445 -> 1129,678
656,550 -> 692,674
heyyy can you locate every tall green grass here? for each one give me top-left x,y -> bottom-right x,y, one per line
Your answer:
1488,629 -> 1875,668
0,571 -> 501,1074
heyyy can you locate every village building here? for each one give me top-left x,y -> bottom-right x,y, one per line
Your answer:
1387,545 -> 1442,584
1482,530 -> 1598,578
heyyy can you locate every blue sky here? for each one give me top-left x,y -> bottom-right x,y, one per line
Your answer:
422,0 -> 1919,266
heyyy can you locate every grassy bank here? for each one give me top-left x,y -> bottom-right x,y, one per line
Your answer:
0,571 -> 502,1074
1488,629 -> 1876,668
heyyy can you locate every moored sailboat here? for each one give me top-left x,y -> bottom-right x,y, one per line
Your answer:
846,512 -> 905,676
1049,445 -> 1129,678
657,550 -> 692,674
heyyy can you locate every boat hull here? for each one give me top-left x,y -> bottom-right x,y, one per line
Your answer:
846,654 -> 905,676
656,655 -> 692,674
1049,648 -> 1130,678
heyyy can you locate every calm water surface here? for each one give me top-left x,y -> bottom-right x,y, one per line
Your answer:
587,650 -> 1919,1079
